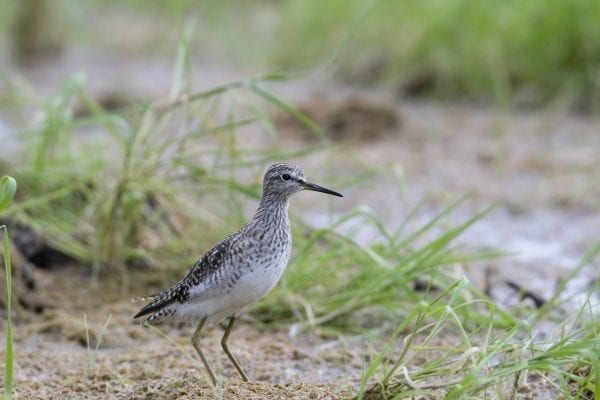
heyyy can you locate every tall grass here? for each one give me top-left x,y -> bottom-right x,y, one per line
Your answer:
2,60 -> 326,284
253,199 -> 511,335
0,175 -> 17,400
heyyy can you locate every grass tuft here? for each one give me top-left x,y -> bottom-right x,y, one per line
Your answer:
2,70 -> 325,284
252,198 -> 509,335
358,246 -> 600,399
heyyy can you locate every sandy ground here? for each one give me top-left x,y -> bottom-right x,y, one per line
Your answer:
1,46 -> 599,399
4,266 -> 366,399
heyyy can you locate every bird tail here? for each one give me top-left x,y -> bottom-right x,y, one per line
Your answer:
133,290 -> 177,319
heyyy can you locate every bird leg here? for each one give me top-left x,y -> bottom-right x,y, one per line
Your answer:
221,316 -> 250,382
191,317 -> 217,385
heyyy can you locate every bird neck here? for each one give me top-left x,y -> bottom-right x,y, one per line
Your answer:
251,193 -> 290,227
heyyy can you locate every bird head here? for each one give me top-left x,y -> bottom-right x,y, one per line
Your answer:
262,163 -> 343,199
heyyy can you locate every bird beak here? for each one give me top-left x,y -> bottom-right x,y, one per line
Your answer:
300,180 -> 343,197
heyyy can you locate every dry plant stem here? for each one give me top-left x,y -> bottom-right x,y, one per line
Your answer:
400,366 -> 464,390
510,370 -> 521,400
191,317 -> 217,385
151,80 -> 247,115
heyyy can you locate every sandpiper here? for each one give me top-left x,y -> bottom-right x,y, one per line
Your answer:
134,163 -> 343,384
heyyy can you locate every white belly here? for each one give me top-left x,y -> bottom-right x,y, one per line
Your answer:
178,248 -> 291,325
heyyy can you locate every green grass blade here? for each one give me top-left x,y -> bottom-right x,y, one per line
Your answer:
170,20 -> 195,99
534,241 -> 600,323
2,228 -> 14,400
0,176 -> 17,214
0,176 -> 16,399
246,81 -> 327,140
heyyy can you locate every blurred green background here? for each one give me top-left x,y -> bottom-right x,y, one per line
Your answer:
2,0 -> 600,108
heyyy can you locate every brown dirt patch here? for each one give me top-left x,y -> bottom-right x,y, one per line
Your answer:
275,94 -> 401,142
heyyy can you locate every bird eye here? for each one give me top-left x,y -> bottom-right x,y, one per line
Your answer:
281,173 -> 291,181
